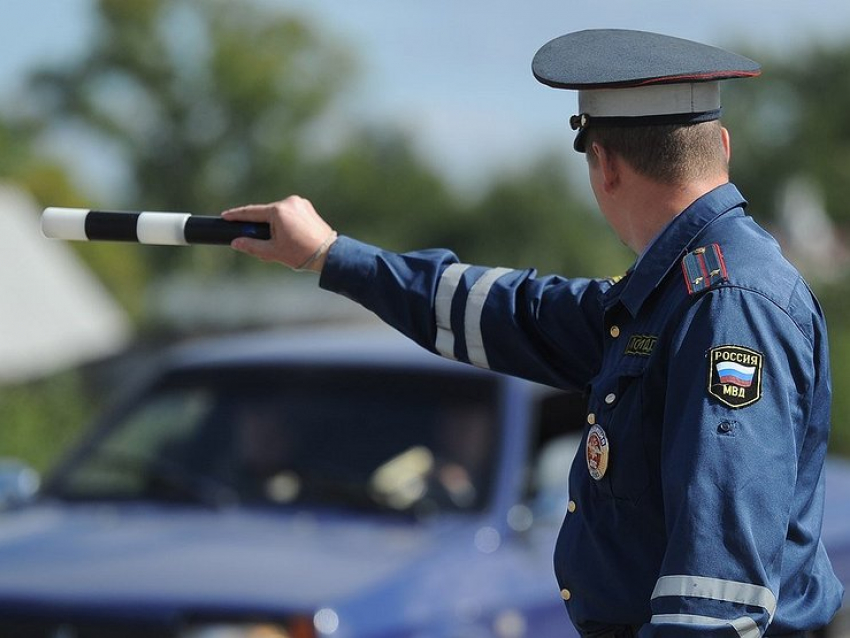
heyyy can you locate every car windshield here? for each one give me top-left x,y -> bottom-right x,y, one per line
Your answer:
47,364 -> 500,516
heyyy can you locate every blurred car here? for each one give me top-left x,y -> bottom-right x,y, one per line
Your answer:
0,325 -> 847,638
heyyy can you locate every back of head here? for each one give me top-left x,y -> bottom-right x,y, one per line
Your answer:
584,120 -> 729,186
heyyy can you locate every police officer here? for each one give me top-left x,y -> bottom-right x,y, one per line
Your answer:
222,29 -> 844,637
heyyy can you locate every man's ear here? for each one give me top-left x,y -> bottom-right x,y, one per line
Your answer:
720,126 -> 731,163
591,142 -> 620,193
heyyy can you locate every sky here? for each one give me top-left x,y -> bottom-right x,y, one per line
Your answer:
3,0 -> 850,195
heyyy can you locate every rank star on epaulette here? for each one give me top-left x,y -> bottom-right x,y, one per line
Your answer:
682,243 -> 728,295
707,345 -> 763,408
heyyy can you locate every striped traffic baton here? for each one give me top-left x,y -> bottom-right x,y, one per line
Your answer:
41,208 -> 271,246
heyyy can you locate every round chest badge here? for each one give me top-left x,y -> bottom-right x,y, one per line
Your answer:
586,424 -> 610,481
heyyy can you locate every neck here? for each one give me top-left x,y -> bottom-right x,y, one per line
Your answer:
624,174 -> 729,254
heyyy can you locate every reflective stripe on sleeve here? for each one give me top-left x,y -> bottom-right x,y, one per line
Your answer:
650,614 -> 761,638
465,268 -> 513,369
434,264 -> 472,360
651,575 -> 776,621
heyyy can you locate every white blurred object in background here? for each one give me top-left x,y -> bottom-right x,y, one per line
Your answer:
0,185 -> 131,383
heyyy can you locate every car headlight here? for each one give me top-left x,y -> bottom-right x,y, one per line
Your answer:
179,609 -> 340,638
179,619 -> 315,638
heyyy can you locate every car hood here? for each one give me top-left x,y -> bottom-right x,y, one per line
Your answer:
823,456 -> 850,585
0,501 -> 467,618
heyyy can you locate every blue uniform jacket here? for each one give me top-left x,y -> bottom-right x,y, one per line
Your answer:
319,183 -> 844,635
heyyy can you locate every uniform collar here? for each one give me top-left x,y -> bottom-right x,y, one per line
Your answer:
603,182 -> 747,316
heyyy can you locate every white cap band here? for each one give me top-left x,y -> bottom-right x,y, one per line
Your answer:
578,81 -> 721,119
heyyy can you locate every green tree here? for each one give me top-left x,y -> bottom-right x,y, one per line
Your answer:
0,373 -> 96,473
304,132 -> 629,276
458,156 -> 631,277
24,0 -> 353,279
0,117 -> 84,207
303,128 -> 466,253
723,44 -> 850,227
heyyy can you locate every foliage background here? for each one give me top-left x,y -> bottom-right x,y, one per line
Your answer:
1,0 -> 849,471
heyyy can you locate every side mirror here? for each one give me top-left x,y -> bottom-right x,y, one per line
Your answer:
0,459 -> 40,508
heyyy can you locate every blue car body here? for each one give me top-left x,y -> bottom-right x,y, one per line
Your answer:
0,326 -> 847,637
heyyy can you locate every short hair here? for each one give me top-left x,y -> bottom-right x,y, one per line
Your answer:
584,120 -> 728,185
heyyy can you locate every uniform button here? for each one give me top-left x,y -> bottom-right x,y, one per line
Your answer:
567,500 -> 577,513
604,393 -> 617,405
560,588 -> 572,601
587,413 -> 596,425
609,325 -> 620,338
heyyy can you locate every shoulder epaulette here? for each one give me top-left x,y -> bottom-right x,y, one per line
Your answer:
681,243 -> 728,295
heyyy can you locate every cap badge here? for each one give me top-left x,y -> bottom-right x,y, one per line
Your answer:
586,424 -> 610,481
707,345 -> 764,408
570,113 -> 590,131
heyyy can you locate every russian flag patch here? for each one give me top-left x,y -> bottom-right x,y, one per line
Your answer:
707,345 -> 763,408
682,243 -> 728,295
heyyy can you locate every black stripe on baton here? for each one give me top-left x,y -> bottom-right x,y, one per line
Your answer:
184,217 -> 271,244
85,211 -> 141,242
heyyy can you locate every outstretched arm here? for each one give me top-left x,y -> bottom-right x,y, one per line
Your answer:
223,195 -> 608,390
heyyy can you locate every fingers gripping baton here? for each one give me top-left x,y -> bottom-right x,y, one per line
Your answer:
41,208 -> 271,246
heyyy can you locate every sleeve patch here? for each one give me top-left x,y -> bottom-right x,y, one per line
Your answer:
682,244 -> 728,295
707,345 -> 763,408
